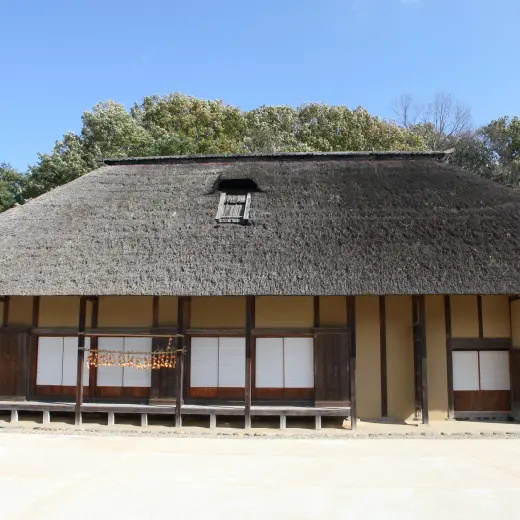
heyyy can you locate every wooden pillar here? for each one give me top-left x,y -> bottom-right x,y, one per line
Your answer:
379,296 -> 388,418
176,297 -> 190,427
1,296 -> 9,328
509,297 -> 520,420
413,295 -> 429,424
313,296 -> 320,328
74,296 -> 88,426
444,296 -> 454,419
477,295 -> 483,339
244,296 -> 255,429
88,297 -> 99,398
153,296 -> 159,328
348,296 -> 357,430
419,295 -> 428,424
27,296 -> 40,400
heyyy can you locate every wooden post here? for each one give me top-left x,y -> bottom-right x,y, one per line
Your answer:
175,297 -> 190,428
244,296 -> 255,429
412,296 -> 422,421
75,296 -> 87,426
348,296 -> 357,431
419,295 -> 429,425
445,295 -> 454,419
379,296 -> 388,418
88,297 -> 99,398
313,296 -> 320,328
153,296 -> 159,328
27,296 -> 40,400
477,295 -> 483,339
1,296 -> 9,328
413,296 -> 429,424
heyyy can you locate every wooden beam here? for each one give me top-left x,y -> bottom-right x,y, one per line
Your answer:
450,338 -> 511,350
379,296 -> 388,418
1,296 -> 9,328
244,296 -> 255,429
347,296 -> 357,431
252,328 -> 314,337
477,295 -> 483,339
74,296 -> 87,426
445,295 -> 454,420
187,328 -> 246,336
83,327 -> 178,337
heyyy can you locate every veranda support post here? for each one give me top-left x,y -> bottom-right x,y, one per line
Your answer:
75,296 -> 88,426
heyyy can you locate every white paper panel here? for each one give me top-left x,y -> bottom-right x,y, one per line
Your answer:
36,337 -> 63,385
283,337 -> 314,388
123,337 -> 152,388
97,337 -> 124,387
62,337 -> 90,386
191,337 -> 219,387
218,337 -> 245,387
479,351 -> 510,391
255,338 -> 284,388
452,351 -> 479,391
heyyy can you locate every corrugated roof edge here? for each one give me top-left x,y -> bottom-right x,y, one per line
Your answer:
102,150 -> 453,166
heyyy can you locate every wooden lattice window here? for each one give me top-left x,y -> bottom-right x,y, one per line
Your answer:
216,192 -> 252,224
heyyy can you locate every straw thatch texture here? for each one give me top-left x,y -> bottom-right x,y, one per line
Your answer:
0,153 -> 519,295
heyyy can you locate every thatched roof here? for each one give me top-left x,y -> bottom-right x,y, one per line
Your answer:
1,152 -> 519,296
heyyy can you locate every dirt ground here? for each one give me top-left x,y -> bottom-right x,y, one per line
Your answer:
1,430 -> 520,519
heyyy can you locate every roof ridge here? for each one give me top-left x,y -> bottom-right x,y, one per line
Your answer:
103,150 -> 451,166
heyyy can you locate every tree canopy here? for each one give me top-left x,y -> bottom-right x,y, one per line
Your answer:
1,92 -> 518,212
0,163 -> 24,212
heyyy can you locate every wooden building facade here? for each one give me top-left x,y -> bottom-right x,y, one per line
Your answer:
1,152 -> 519,427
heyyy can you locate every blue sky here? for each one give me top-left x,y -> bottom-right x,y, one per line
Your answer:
1,0 -> 518,171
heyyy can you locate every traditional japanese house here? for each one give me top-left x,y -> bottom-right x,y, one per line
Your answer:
1,151 -> 519,429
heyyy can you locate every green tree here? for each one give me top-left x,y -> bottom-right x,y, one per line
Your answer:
132,93 -> 246,154
479,116 -> 520,187
0,162 -> 25,211
10,94 -> 431,210
23,132 -> 96,199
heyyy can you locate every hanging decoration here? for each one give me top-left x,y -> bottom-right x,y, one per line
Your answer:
85,337 -> 180,370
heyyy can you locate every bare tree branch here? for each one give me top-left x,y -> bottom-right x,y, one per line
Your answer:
393,93 -> 422,128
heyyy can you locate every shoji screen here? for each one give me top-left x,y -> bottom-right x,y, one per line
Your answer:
284,338 -> 314,388
36,337 -> 90,386
479,351 -> 510,391
36,337 -> 63,386
452,351 -> 479,391
190,337 -> 246,387
218,337 -> 246,387
255,338 -> 284,388
256,337 -> 314,388
191,338 -> 219,387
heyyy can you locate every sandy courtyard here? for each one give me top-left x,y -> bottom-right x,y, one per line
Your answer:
1,432 -> 520,519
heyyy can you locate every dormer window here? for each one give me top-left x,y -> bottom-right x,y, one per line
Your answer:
215,178 -> 258,225
216,193 -> 251,223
